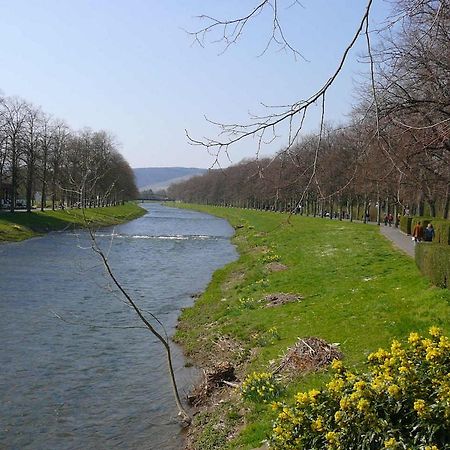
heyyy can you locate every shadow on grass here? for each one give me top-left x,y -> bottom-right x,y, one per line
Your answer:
0,211 -> 75,232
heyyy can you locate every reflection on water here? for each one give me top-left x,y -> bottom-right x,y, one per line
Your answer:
0,203 -> 237,449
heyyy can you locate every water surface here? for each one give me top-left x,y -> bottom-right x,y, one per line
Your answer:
0,203 -> 237,449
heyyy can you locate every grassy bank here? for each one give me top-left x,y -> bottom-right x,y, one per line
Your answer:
173,205 -> 450,449
0,202 -> 145,242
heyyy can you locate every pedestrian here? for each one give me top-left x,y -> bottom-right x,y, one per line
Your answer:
388,213 -> 393,227
412,221 -> 424,243
424,223 -> 435,242
384,214 -> 388,226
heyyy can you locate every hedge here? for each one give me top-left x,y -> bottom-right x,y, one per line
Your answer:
433,220 -> 450,245
415,243 -> 450,289
401,216 -> 450,245
400,216 -> 413,235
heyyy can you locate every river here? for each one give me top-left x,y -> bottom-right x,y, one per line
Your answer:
0,203 -> 237,449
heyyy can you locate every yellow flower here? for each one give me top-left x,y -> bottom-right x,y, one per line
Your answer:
429,326 -> 442,338
408,332 -> 420,344
295,392 -> 309,405
384,437 -> 398,449
425,446 -> 439,450
354,380 -> 366,391
439,336 -> 450,351
270,401 -> 280,411
426,347 -> 440,361
340,397 -> 350,410
327,377 -> 345,393
371,377 -> 384,393
308,389 -> 320,403
273,425 -> 283,435
357,398 -> 370,412
331,359 -> 343,371
334,410 -> 343,423
311,416 -> 324,432
325,431 -> 339,444
414,399 -> 427,417
346,372 -> 357,382
391,339 -> 402,352
349,391 -> 362,402
368,348 -> 389,362
387,384 -> 400,398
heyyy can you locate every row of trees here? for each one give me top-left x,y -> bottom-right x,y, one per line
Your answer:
0,95 -> 137,213
169,0 -> 449,220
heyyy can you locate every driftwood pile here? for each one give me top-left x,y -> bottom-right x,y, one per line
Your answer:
273,337 -> 342,375
187,362 -> 237,406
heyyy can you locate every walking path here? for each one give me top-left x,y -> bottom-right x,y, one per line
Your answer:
378,224 -> 415,258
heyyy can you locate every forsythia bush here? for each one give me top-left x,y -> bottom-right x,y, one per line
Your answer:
242,372 -> 283,403
271,327 -> 450,449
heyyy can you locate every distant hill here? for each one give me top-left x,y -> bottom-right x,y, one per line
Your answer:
133,167 -> 207,192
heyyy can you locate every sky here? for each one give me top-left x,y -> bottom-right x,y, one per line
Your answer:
0,0 -> 390,169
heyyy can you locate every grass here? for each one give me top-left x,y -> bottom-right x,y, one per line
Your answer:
0,202 -> 146,242
172,204 -> 450,449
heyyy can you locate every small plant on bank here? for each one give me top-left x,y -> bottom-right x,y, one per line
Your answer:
271,327 -> 450,449
239,296 -> 261,309
255,277 -> 269,287
257,327 -> 281,347
262,250 -> 281,263
242,371 -> 283,403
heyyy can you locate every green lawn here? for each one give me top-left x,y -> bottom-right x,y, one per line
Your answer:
0,202 -> 145,242
173,205 -> 450,449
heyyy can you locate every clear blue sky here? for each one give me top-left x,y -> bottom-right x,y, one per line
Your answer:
0,1 -> 390,168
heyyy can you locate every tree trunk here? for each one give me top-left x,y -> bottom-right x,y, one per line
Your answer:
10,146 -> 17,213
26,155 -> 35,213
41,148 -> 48,212
443,185 -> 450,219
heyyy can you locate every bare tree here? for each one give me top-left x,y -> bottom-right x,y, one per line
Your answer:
22,103 -> 43,212
0,97 -> 27,212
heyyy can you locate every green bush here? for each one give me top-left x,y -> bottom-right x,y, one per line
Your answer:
270,328 -> 450,450
433,220 -> 450,245
415,243 -> 450,288
400,216 -> 413,234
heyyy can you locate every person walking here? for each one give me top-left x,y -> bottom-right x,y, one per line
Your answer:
424,223 -> 435,242
412,221 -> 424,243
388,213 -> 393,226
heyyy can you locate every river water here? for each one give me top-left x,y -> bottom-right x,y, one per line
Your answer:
0,203 -> 237,450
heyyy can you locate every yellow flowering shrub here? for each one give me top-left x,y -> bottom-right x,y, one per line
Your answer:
270,328 -> 450,449
241,371 -> 282,403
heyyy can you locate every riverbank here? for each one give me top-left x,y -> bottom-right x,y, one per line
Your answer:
172,204 -> 450,449
0,202 -> 145,242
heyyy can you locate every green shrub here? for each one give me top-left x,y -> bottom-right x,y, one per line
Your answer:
400,216 -> 413,234
415,243 -> 450,288
433,220 -> 450,245
270,328 -> 450,449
